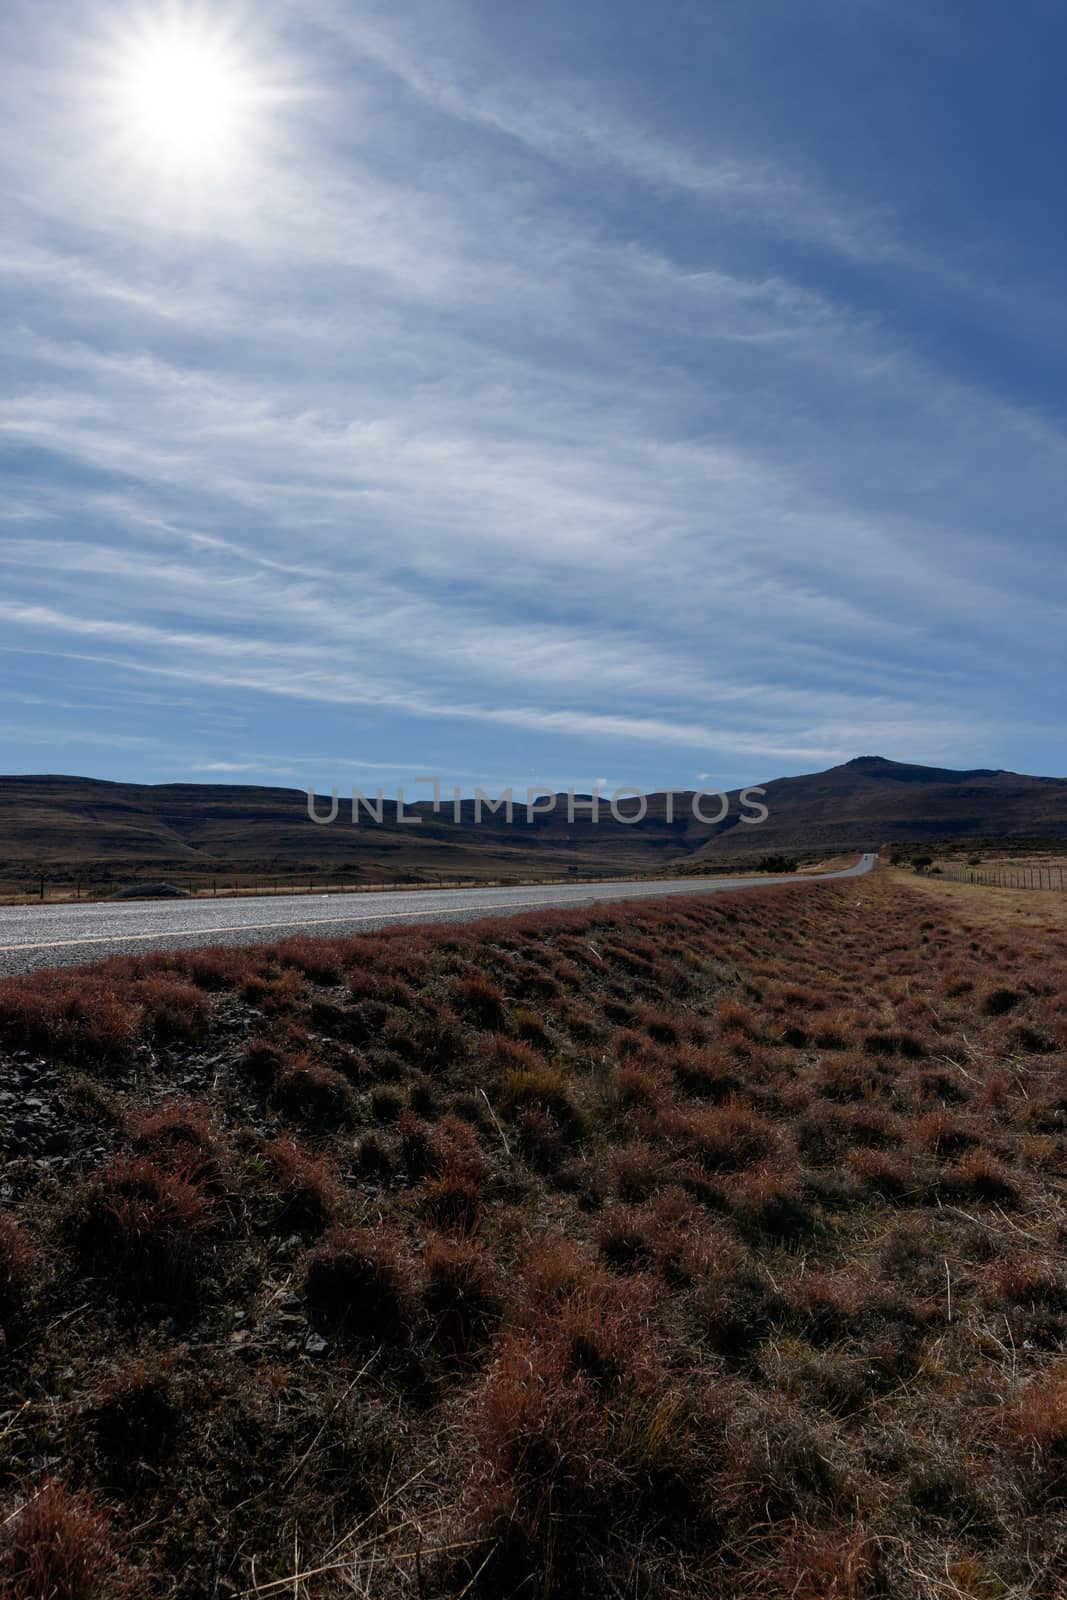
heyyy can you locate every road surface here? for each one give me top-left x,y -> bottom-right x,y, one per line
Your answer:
0,855 -> 876,977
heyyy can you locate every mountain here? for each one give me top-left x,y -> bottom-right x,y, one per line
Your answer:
687,756 -> 1067,859
0,758 -> 1064,892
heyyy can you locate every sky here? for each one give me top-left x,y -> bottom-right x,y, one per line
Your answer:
1,0 -> 1064,796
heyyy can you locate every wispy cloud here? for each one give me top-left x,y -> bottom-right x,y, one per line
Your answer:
0,0 -> 1062,787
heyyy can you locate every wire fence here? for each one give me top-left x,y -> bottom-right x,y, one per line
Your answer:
936,863 -> 1067,892
0,864 -> 605,906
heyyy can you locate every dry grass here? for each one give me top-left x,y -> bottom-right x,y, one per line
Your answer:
2,868 -> 1067,1596
0,1481 -> 117,1600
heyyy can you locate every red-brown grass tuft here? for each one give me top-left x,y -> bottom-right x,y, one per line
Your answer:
611,1063 -> 664,1112
134,977 -> 210,1041
71,1155 -> 213,1313
668,1100 -> 777,1173
274,1061 -> 358,1129
730,1165 -> 815,1244
761,1526 -> 879,1600
982,986 -> 1024,1016
673,1046 -> 740,1102
241,967 -> 306,1014
999,1370 -> 1067,1501
985,1256 -> 1067,1311
264,1134 -> 341,1237
0,975 -> 140,1063
910,1109 -> 977,1159
127,1101 -> 226,1190
456,973 -> 507,1028
0,1215 -> 33,1340
92,1358 -> 180,1485
941,1147 -> 1021,1206
302,1226 -> 412,1344
423,1236 -> 501,1359
0,1480 -> 116,1600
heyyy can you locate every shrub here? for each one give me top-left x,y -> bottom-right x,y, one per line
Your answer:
0,1481 -> 115,1600
303,1227 -> 412,1343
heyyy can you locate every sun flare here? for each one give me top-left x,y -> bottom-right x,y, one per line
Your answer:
108,15 -> 254,174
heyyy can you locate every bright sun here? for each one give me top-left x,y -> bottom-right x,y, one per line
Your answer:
109,15 -> 255,174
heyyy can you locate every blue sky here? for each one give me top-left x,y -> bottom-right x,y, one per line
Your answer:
1,0 -> 1064,794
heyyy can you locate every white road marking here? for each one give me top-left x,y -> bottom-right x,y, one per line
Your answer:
0,858 -> 873,963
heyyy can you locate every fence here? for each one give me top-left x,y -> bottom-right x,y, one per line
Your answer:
936,863 -> 1067,892
0,864 -> 607,906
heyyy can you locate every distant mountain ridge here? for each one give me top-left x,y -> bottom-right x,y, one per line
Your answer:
0,757 -> 1064,887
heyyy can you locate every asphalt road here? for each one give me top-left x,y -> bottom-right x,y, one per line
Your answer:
0,855 -> 876,977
